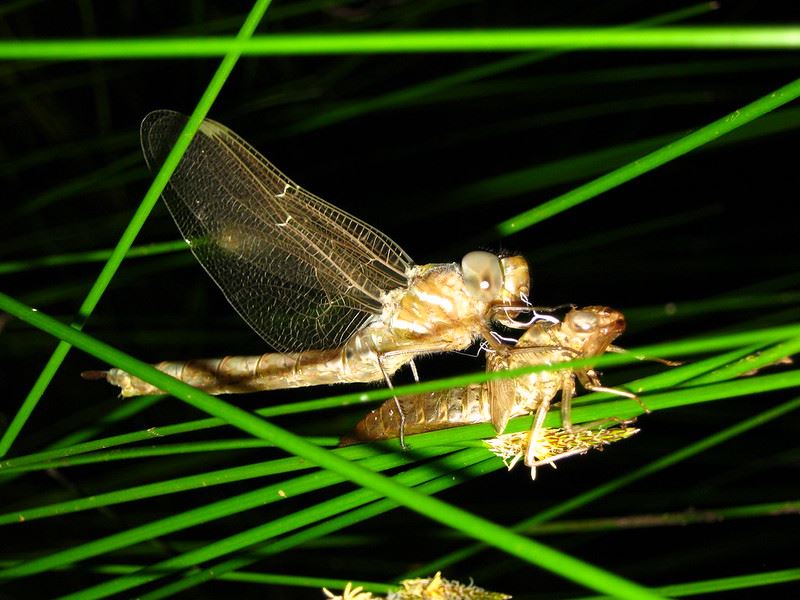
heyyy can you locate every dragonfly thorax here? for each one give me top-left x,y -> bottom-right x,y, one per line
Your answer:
378,262 -> 489,348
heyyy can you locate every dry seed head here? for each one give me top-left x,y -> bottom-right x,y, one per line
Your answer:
323,582 -> 376,600
485,425 -> 639,470
322,572 -> 511,600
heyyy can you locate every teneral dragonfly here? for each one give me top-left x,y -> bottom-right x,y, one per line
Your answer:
342,306 -> 639,476
93,111 -> 531,440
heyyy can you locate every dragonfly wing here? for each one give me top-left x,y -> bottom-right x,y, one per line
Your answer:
140,110 -> 414,352
489,377 -> 516,434
488,351 -> 517,434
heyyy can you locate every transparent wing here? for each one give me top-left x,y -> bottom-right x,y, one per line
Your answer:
141,110 -> 414,352
488,373 -> 516,434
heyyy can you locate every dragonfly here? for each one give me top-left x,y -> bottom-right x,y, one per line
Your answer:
90,111 -> 532,444
342,305 -> 640,477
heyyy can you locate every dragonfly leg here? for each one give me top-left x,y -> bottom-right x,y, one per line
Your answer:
559,372 -> 576,431
409,359 -> 420,384
375,351 -> 407,449
480,324 -> 509,350
490,304 -> 570,329
524,397 -> 551,480
569,416 -> 638,432
579,368 -> 649,414
529,446 -> 590,469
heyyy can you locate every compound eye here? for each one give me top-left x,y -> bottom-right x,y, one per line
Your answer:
566,310 -> 599,332
462,251 -> 504,301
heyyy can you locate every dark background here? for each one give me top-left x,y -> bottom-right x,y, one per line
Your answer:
1,1 -> 799,598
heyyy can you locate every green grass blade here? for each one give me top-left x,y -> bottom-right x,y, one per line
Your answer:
687,335 -> 800,384
4,28 -> 800,60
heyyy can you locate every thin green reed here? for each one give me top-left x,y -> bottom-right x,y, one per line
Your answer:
0,240 -> 186,275
3,28 -> 800,60
0,0 -> 273,458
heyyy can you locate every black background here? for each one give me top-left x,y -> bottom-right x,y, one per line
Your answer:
1,2 -> 799,599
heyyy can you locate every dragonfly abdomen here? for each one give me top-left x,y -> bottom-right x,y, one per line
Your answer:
342,383 -> 490,444
102,336 -> 408,397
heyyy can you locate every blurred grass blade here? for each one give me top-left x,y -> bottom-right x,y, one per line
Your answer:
454,104 -> 800,213
522,500 -> 800,536
0,240 -> 186,275
574,567 -> 800,599
289,2 -> 718,133
0,0 -> 273,458
0,437 -> 337,475
17,152 -> 143,215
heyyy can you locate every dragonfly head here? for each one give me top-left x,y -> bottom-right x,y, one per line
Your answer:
499,255 -> 531,306
461,252 -> 531,325
564,306 -> 626,356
